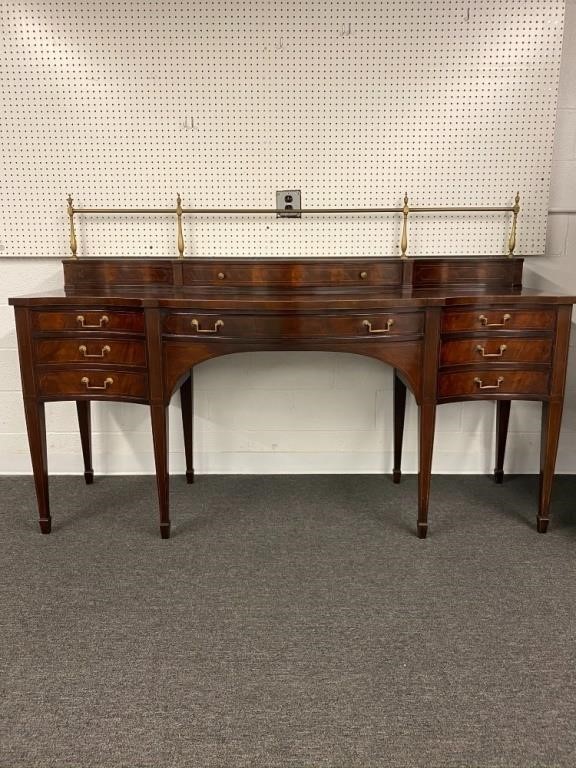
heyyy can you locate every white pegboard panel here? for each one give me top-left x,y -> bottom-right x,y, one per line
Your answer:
0,0 -> 565,259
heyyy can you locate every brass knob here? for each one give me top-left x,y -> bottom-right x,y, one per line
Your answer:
217,272 -> 226,280
359,271 -> 368,280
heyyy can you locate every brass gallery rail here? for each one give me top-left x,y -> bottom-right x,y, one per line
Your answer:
66,193 -> 521,261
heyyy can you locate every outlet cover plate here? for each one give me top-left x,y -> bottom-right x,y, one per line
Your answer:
276,190 -> 301,218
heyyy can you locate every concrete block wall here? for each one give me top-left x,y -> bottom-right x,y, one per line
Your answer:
1,1 -> 575,476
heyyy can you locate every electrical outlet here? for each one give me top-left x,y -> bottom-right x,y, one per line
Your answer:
276,190 -> 301,218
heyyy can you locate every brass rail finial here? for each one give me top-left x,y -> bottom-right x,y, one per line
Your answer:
508,192 -> 520,256
400,193 -> 410,259
67,195 -> 78,259
176,193 -> 185,259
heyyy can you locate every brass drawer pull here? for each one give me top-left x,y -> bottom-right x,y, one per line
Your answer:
359,271 -> 368,279
81,376 -> 113,391
478,313 -> 511,327
217,272 -> 226,280
76,314 -> 109,329
78,344 -> 111,359
474,376 -> 504,390
363,318 -> 394,334
476,344 -> 507,358
191,318 -> 224,334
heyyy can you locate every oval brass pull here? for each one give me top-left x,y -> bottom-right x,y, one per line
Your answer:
76,314 -> 109,329
478,313 -> 511,327
78,344 -> 111,359
476,344 -> 507,358
217,272 -> 226,280
191,318 -> 224,334
363,318 -> 394,334
474,376 -> 504,390
81,376 -> 113,391
359,271 -> 368,280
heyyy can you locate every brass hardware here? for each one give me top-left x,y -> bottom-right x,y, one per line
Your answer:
474,376 -> 504,390
476,344 -> 507,358
363,318 -> 395,334
176,193 -> 185,259
359,271 -> 368,279
72,204 -> 519,215
67,195 -> 77,259
76,314 -> 109,328
508,192 -> 520,257
191,318 -> 224,334
81,376 -> 114,391
478,313 -> 511,327
217,272 -> 226,280
66,194 -> 521,259
400,193 -> 409,260
78,344 -> 111,359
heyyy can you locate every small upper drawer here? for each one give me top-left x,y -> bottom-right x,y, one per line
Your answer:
439,337 -> 553,367
441,308 -> 556,333
182,261 -> 403,288
34,338 -> 146,366
32,310 -> 145,333
162,311 -> 424,339
438,369 -> 549,399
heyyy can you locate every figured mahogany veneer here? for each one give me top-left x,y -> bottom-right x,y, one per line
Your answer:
34,338 -> 147,366
32,309 -> 145,333
162,310 -> 424,339
441,308 -> 556,332
439,338 -> 553,366
37,370 -> 148,400
9,255 -> 576,539
437,370 -> 550,400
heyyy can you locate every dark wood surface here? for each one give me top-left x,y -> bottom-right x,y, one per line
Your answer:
9,256 -> 576,538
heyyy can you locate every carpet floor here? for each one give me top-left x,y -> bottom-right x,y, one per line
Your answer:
1,473 -> 575,767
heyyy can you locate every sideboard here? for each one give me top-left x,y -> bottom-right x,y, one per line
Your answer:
9,255 -> 575,538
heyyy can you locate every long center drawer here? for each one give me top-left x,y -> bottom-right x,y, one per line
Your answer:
162,311 -> 424,338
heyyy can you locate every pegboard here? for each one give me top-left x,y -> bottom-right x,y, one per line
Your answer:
0,0 -> 565,259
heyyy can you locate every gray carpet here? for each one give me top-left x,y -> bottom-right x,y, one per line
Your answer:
1,474 -> 576,768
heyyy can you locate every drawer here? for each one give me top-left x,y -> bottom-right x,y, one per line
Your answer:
32,310 -> 145,333
439,337 -> 553,367
162,311 -> 424,338
36,370 -> 148,399
438,369 -> 549,399
182,261 -> 403,288
441,308 -> 556,333
34,338 -> 147,366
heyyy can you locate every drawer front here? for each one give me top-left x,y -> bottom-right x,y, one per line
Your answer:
439,338 -> 553,367
37,370 -> 148,399
163,311 -> 424,338
32,310 -> 145,333
441,308 -> 556,333
34,339 -> 146,366
182,261 -> 403,288
438,370 -> 549,399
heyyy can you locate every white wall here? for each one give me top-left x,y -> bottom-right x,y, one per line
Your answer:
525,0 -> 576,474
1,1 -> 575,476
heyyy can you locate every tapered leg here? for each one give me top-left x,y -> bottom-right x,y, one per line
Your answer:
23,398 -> 51,533
393,371 -> 407,484
180,373 -> 194,484
76,400 -> 94,484
417,402 -> 436,539
537,400 -> 564,533
493,399 -> 511,484
150,403 -> 170,538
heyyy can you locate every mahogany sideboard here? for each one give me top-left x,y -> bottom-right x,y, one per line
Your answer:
9,255 -> 576,538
